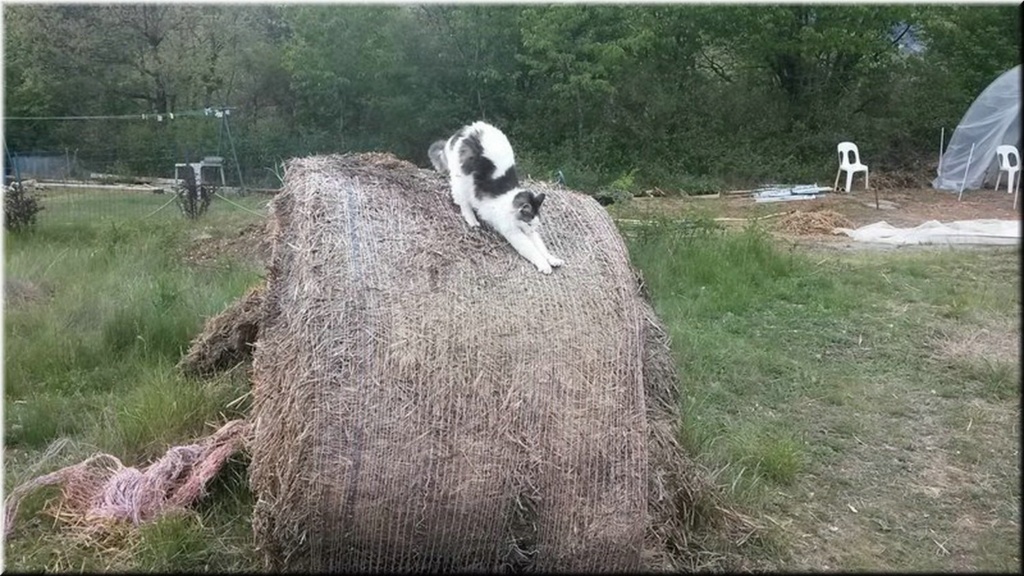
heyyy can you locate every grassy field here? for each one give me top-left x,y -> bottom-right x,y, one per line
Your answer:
623,215 -> 1021,571
3,190 -> 1020,571
4,188 -> 268,571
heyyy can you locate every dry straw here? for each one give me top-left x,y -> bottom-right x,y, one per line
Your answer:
776,209 -> 853,236
248,152 -> 712,572
178,284 -> 263,377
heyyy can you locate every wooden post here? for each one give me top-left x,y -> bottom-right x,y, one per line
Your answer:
938,127 -> 945,175
958,142 -> 975,202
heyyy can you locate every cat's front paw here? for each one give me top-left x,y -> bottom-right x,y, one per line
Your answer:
458,207 -> 480,228
535,262 -> 553,274
547,256 -> 565,268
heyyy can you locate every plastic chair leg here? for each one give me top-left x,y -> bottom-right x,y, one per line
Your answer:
864,169 -> 869,190
834,169 -> 842,192
845,171 -> 854,194
995,171 -> 1003,192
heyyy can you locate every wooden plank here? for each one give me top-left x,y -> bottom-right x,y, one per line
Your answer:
612,212 -> 789,226
713,212 -> 789,222
34,181 -> 164,193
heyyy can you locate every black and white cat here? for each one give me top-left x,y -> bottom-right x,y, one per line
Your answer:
428,121 -> 564,274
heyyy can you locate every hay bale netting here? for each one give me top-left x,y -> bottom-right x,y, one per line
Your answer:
250,153 -> 695,572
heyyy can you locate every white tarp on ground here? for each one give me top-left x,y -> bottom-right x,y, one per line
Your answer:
835,219 -> 1021,246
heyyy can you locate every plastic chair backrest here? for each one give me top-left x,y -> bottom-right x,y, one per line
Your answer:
996,145 -> 1019,169
837,141 -> 861,168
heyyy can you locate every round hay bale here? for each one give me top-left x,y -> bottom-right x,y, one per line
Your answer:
249,153 -> 697,572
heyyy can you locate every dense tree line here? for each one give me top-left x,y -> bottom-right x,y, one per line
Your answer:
3,4 -> 1020,193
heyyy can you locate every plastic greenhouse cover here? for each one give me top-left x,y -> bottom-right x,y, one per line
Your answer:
933,65 -> 1021,191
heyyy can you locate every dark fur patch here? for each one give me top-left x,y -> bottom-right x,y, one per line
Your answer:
512,191 -> 544,223
456,130 -> 520,199
475,163 -> 519,198
457,131 -> 485,175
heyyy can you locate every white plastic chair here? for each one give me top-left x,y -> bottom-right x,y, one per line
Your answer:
833,141 -> 869,193
994,145 -> 1020,208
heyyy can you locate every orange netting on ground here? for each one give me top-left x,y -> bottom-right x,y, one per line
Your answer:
3,420 -> 250,541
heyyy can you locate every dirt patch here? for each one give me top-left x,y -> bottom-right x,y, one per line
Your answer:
623,187 -> 1016,228
619,186 -> 1019,251
184,222 -> 271,269
820,188 -> 1019,228
759,187 -> 1017,229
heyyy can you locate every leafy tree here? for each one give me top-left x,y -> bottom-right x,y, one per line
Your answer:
2,4 -> 1019,192
414,5 -> 524,129
916,5 -> 1021,101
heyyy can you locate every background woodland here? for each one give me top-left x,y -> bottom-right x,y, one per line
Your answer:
4,4 -> 1020,192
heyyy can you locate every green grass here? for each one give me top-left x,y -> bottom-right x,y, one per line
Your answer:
626,217 -> 1021,570
4,190 -> 1019,572
4,189 -> 266,571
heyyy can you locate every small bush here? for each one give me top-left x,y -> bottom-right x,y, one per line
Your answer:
593,168 -> 639,205
609,167 -> 639,193
4,182 -> 43,232
593,187 -> 632,206
174,170 -> 212,220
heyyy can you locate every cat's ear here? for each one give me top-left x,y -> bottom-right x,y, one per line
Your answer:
533,192 -> 546,208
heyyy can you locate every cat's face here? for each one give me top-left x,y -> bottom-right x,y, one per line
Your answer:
512,190 -> 545,225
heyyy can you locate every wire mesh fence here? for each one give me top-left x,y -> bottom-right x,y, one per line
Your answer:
5,134 -> 277,230
5,108 -> 288,193
5,178 -> 272,230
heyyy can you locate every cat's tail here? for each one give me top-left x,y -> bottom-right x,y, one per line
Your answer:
427,140 -> 448,172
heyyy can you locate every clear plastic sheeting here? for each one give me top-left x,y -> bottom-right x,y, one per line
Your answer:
933,65 -> 1021,191
835,219 -> 1021,246
752,183 -> 831,203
